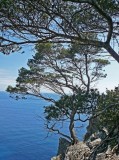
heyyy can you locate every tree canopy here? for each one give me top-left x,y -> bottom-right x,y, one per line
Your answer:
7,43 -> 109,100
7,43 -> 110,144
0,0 -> 119,62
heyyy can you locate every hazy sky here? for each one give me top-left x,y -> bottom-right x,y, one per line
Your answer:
0,50 -> 119,93
0,49 -> 33,91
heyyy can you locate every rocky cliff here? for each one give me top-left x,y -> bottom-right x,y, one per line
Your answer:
51,138 -> 119,160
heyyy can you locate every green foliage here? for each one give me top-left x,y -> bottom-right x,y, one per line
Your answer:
97,0 -> 119,12
6,43 -> 110,97
0,0 -> 13,8
44,89 -> 99,121
84,87 -> 119,147
92,59 -> 110,65
35,43 -> 52,60
98,87 -> 119,131
7,85 -> 27,94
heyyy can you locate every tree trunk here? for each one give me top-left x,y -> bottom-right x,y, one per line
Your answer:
69,110 -> 79,144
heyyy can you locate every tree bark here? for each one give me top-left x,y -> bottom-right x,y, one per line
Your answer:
69,110 -> 79,144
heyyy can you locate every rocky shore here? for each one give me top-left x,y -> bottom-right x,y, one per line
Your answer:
51,138 -> 119,160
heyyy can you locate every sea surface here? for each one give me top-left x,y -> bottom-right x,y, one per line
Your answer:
0,92 -> 87,160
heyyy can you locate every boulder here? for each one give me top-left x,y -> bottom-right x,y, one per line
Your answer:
89,138 -> 101,149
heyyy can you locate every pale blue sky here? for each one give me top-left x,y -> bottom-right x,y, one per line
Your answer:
0,48 -> 33,91
0,49 -> 119,92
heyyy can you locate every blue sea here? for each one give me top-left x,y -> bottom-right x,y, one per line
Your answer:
0,92 -> 87,160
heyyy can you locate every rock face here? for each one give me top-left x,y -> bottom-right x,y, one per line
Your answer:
64,142 -> 90,160
84,117 -> 99,142
96,152 -> 119,160
51,139 -> 119,160
51,138 -> 71,160
64,142 -> 119,160
57,137 -> 71,158
87,138 -> 101,149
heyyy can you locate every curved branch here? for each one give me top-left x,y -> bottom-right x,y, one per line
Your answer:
104,44 -> 119,63
46,123 -> 72,141
63,0 -> 113,44
91,0 -> 113,44
26,92 -> 56,103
